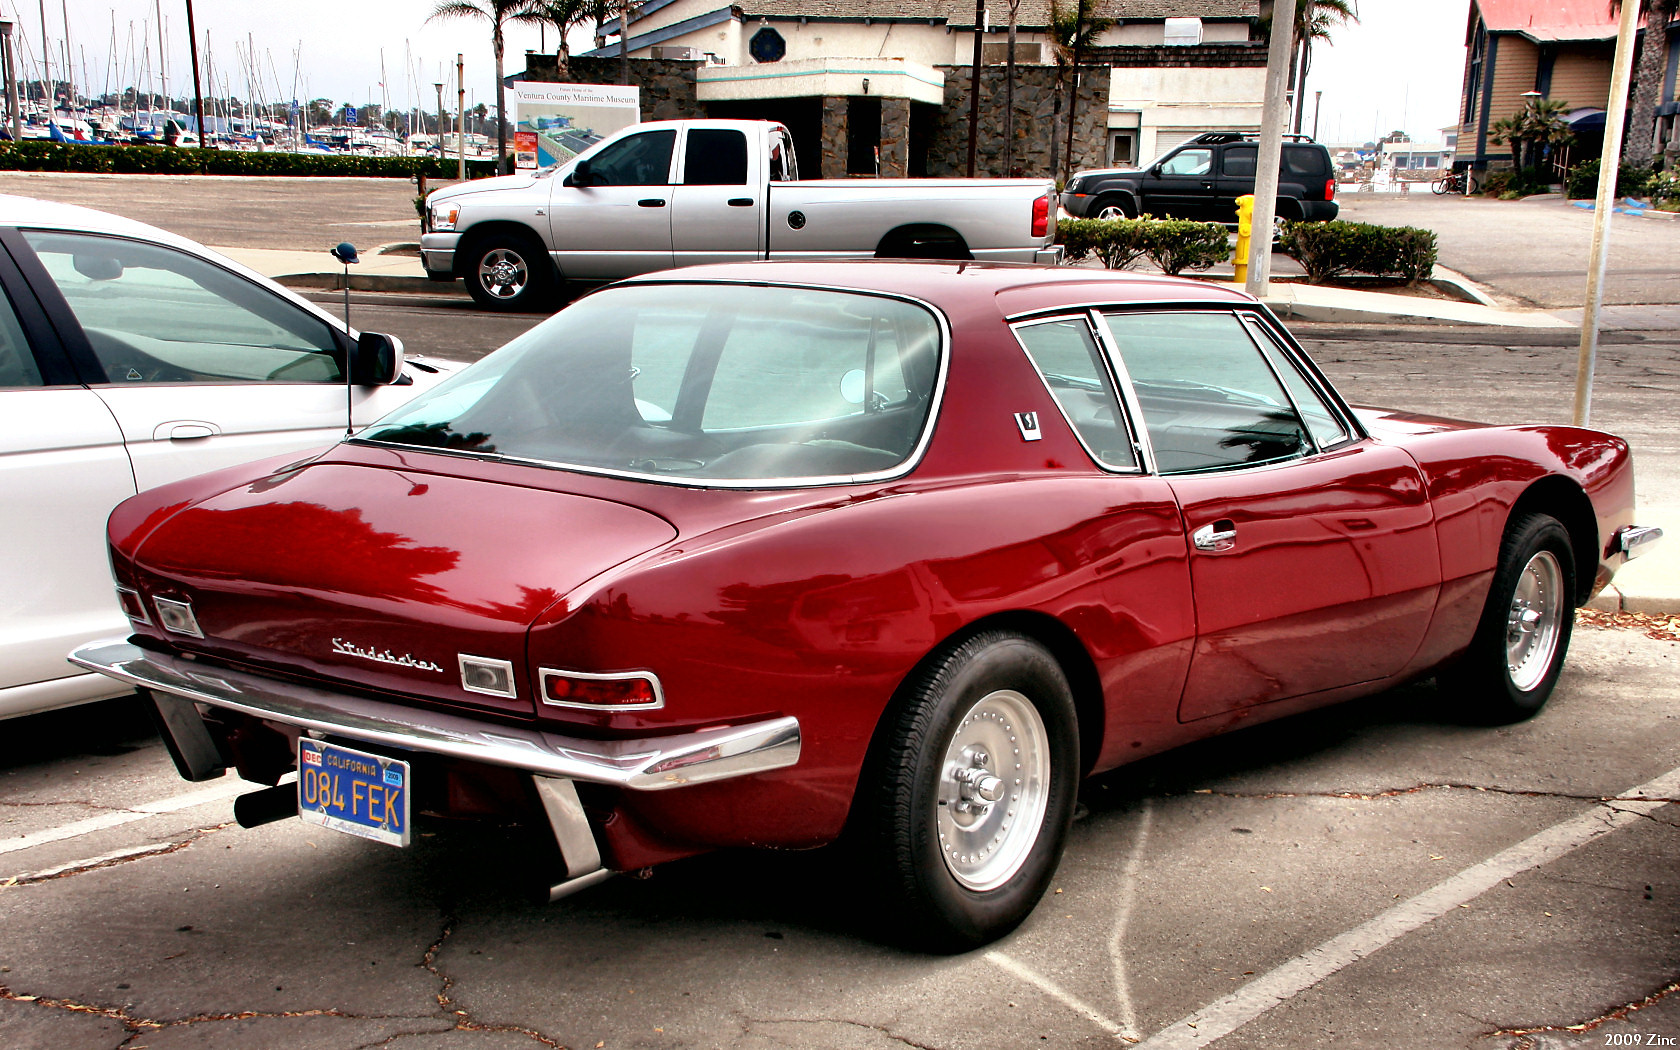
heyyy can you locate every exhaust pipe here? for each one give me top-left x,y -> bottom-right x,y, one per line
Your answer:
234,783 -> 299,829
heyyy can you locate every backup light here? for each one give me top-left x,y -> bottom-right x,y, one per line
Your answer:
153,597 -> 202,638
459,655 -> 517,699
540,667 -> 663,710
116,587 -> 150,625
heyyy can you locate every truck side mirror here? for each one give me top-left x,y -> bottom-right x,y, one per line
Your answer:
564,159 -> 593,187
352,331 -> 404,386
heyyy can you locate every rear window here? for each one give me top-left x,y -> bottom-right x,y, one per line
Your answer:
359,284 -> 943,485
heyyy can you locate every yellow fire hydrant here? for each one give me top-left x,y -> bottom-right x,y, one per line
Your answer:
1233,194 -> 1254,285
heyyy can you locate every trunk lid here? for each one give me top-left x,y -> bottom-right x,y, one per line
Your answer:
130,461 -> 676,718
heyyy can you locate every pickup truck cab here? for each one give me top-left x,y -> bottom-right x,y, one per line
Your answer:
422,119 -> 1061,309
1061,132 -> 1339,228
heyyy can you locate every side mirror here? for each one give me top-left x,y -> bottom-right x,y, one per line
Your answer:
351,331 -> 404,386
564,158 -> 593,187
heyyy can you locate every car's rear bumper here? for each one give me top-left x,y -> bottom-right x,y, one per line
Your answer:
1301,200 -> 1340,222
68,637 -> 801,791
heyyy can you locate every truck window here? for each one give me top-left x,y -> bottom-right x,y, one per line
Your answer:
684,129 -> 750,186
1160,149 -> 1212,177
1221,146 -> 1256,177
586,129 -> 676,186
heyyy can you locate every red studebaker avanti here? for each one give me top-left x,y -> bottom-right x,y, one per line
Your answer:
74,261 -> 1660,950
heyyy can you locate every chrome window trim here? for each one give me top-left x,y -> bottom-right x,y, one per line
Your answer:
354,278 -> 952,491
1237,308 -> 1368,442
1087,308 -> 1160,475
458,654 -> 518,699
539,666 -> 666,711
1008,312 -> 1145,475
1238,312 -> 1359,451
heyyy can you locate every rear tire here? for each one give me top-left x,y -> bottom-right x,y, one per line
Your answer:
1439,512 -> 1576,723
856,632 -> 1079,952
463,230 -> 557,312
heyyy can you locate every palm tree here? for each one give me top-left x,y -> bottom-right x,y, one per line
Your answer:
1289,0 -> 1358,136
1489,97 -> 1575,171
522,0 -> 609,77
428,0 -> 531,174
1049,0 -> 1114,180
1613,0 -> 1679,166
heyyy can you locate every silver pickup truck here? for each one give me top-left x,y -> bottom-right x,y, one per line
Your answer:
421,118 -> 1062,310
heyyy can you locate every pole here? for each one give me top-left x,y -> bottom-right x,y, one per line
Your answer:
966,0 -> 983,176
1311,89 -> 1321,140
455,52 -> 465,180
155,0 -> 166,114
184,0 -> 208,149
37,0 -> 48,109
434,81 -> 443,156
58,0 -> 70,111
1244,0 -> 1296,298
1574,0 -> 1642,428
0,22 -> 19,140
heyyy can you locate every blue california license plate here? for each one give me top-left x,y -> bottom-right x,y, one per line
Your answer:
297,739 -> 410,847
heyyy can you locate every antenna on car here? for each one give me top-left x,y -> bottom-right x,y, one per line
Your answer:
329,242 -> 359,438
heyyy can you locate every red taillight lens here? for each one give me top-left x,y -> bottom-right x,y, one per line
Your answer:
1032,193 -> 1050,238
540,668 -> 662,709
1325,177 -> 1336,200
116,586 -> 150,625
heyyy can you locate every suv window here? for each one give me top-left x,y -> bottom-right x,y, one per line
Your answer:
1283,146 -> 1329,177
1221,146 -> 1256,177
1160,149 -> 1212,177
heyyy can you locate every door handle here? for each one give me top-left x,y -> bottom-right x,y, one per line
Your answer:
638,198 -> 666,207
1192,519 -> 1237,552
727,197 -> 754,207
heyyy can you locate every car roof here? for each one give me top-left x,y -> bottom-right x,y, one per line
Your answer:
617,259 -> 1259,318
0,192 -> 204,250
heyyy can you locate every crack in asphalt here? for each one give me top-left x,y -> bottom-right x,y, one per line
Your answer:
741,1015 -> 946,1050
419,915 -> 567,1048
1178,783 -> 1680,805
1483,977 -> 1680,1047
4,824 -> 233,887
0,981 -> 427,1048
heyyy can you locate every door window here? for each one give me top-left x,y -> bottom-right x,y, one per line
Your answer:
585,129 -> 676,186
1102,310 -> 1309,474
21,230 -> 342,385
683,129 -> 749,186
1013,317 -> 1137,470
1220,146 -> 1256,177
1243,317 -> 1352,450
1160,149 -> 1212,177
0,285 -> 41,387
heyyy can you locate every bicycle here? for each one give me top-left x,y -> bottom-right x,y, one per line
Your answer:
1432,169 -> 1478,195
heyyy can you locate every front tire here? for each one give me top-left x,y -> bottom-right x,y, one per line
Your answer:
464,231 -> 556,311
1092,196 -> 1134,220
1440,512 -> 1577,723
857,632 -> 1079,952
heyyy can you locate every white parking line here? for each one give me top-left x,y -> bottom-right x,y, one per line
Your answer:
1134,765 -> 1680,1050
986,950 -> 1134,1042
0,775 -> 245,856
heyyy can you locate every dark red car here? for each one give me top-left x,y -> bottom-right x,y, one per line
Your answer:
74,261 -> 1660,950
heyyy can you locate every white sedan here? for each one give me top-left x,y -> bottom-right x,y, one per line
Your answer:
0,194 -> 459,718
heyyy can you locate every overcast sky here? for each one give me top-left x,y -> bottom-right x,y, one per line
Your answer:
24,0 -> 1468,145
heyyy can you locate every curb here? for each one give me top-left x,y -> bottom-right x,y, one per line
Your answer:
275,272 -> 451,294
1567,198 -> 1680,221
1585,586 -> 1680,616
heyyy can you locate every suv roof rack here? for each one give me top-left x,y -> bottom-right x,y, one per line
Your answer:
1190,131 -> 1318,145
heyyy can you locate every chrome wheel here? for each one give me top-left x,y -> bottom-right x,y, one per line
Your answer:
1095,203 -> 1127,220
936,688 -> 1050,892
477,248 -> 528,301
1506,549 -> 1564,693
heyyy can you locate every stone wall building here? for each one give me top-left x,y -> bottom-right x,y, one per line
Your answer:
518,0 -> 1269,179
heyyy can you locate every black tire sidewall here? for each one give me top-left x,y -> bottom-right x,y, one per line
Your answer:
1453,513 -> 1577,721
883,633 -> 1080,950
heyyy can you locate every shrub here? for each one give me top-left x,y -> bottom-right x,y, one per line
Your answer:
1481,165 -> 1550,198
1057,216 -> 1230,276
1565,158 -> 1655,200
0,139 -> 500,179
1279,220 -> 1438,284
1647,169 -> 1680,204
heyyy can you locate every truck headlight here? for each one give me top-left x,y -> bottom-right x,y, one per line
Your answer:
430,202 -> 460,231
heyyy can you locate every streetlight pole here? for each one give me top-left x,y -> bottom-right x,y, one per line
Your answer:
0,22 -> 19,141
456,54 -> 465,180
434,81 -> 444,157
1311,90 -> 1322,141
184,0 -> 210,149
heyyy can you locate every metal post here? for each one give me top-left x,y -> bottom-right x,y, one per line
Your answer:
1574,0 -> 1642,428
1244,0 -> 1296,298
184,0 -> 209,149
434,81 -> 444,159
1311,90 -> 1322,140
0,22 -> 19,141
966,0 -> 983,176
456,53 -> 465,181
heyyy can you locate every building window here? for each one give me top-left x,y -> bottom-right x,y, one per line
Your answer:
750,27 -> 786,63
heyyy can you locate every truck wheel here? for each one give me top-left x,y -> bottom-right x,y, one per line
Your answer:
856,631 -> 1079,952
1093,196 -> 1134,220
464,231 -> 556,311
1437,512 -> 1576,724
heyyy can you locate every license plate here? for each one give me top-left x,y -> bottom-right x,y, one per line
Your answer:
297,739 -> 410,847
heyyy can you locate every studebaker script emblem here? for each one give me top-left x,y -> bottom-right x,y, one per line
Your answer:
330,638 -> 445,674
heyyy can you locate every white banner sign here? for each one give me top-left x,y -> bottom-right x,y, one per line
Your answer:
511,82 -> 642,169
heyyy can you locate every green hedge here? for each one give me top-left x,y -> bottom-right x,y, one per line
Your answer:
0,139 -> 501,179
1278,220 -> 1438,284
1058,216 -> 1230,276
1564,158 -> 1655,201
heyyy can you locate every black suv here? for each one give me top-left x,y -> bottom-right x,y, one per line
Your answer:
1061,133 -> 1339,225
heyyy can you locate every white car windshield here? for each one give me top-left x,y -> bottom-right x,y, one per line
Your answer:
358,283 -> 944,484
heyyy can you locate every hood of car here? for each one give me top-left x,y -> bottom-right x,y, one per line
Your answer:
127,461 -> 676,718
429,172 -> 543,203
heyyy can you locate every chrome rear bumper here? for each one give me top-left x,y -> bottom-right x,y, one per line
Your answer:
68,638 -> 800,791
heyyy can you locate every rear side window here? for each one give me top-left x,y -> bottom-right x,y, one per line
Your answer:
1221,146 -> 1256,177
1014,317 -> 1137,470
683,129 -> 749,186
1283,147 -> 1329,177
0,284 -> 41,387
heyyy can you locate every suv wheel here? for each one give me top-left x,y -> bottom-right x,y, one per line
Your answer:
1093,196 -> 1134,221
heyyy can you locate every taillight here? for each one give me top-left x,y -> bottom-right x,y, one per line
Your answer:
1032,193 -> 1050,238
116,586 -> 150,625
1325,177 -> 1336,200
540,667 -> 663,709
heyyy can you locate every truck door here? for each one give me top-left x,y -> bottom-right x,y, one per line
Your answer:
1213,145 -> 1256,222
1140,147 -> 1217,221
548,128 -> 676,279
670,127 -> 764,267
